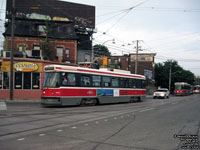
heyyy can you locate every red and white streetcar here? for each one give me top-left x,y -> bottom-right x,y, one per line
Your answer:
174,82 -> 191,96
41,65 -> 146,106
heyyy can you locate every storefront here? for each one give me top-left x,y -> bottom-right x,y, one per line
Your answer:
0,58 -> 76,99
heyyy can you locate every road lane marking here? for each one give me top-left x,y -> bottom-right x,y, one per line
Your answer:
95,121 -> 99,124
104,119 -> 108,122
17,138 -> 25,141
114,117 -> 117,120
140,108 -> 155,112
57,129 -> 63,132
72,126 -> 77,129
84,124 -> 89,126
39,134 -> 45,136
172,102 -> 178,105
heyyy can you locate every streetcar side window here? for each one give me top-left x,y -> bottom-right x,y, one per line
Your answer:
81,75 -> 91,87
142,80 -> 146,89
102,76 -> 111,87
136,79 -> 142,88
92,75 -> 101,87
120,78 -> 129,88
62,73 -> 76,86
128,79 -> 136,88
112,77 -> 119,88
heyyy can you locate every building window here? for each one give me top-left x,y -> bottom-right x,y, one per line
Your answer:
38,25 -> 46,36
3,72 -> 9,89
32,73 -> 40,89
56,47 -> 63,56
65,49 -> 70,58
24,72 -> 31,89
0,72 -> 2,89
14,72 -> 40,90
15,72 -> 22,89
0,72 -> 40,90
18,44 -> 27,52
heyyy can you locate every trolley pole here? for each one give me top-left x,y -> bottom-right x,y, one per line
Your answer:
10,0 -> 15,100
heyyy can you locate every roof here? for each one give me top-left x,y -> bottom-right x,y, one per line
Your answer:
44,65 -> 146,79
174,82 -> 191,85
6,0 -> 95,28
4,19 -> 78,40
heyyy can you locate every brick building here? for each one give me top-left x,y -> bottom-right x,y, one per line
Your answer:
5,0 -> 96,63
4,19 -> 78,63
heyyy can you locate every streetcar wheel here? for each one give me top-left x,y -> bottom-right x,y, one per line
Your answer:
137,97 -> 142,102
91,98 -> 98,106
80,99 -> 86,106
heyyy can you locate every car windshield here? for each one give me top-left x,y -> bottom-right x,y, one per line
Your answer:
156,89 -> 167,92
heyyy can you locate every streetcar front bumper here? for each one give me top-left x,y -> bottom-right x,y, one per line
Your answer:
41,97 -> 62,106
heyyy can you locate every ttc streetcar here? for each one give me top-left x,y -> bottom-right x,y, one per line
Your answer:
41,65 -> 146,106
174,82 -> 191,96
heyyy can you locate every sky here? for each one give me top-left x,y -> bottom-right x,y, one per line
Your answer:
0,0 -> 200,76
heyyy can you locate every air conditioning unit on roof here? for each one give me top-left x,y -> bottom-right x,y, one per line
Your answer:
3,51 -> 10,58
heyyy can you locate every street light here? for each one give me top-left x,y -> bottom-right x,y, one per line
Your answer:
102,39 -> 115,45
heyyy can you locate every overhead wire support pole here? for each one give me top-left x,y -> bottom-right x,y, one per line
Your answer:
10,0 -> 15,100
169,60 -> 172,94
135,40 -> 139,74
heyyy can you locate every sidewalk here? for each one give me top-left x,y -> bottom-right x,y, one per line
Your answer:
0,98 -> 41,103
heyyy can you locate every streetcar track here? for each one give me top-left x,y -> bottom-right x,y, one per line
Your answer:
0,97 -> 192,138
0,111 -> 136,138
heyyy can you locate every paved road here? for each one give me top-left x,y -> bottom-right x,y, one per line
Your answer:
0,95 -> 199,150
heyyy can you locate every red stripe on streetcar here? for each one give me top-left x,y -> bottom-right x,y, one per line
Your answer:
42,88 -> 146,97
120,90 -> 146,96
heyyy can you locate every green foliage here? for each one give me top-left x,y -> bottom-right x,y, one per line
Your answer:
40,20 -> 54,60
155,60 -> 195,92
93,44 -> 111,57
40,38 -> 52,60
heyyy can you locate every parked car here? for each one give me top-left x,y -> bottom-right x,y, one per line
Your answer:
153,88 -> 169,99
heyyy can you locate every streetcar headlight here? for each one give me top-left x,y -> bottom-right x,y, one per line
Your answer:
43,90 -> 46,94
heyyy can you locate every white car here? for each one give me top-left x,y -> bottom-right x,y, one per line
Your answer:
153,88 -> 169,99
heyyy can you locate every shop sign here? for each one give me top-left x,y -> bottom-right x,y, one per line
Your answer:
14,62 -> 39,72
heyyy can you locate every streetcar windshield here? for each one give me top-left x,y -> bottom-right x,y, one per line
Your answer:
175,85 -> 181,90
43,72 -> 60,88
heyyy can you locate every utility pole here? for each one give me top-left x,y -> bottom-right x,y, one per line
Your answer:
91,33 -> 94,62
10,0 -> 15,100
135,40 -> 139,74
169,60 -> 172,94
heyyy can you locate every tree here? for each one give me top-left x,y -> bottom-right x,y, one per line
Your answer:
155,60 -> 195,92
40,20 -> 54,60
93,44 -> 111,57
